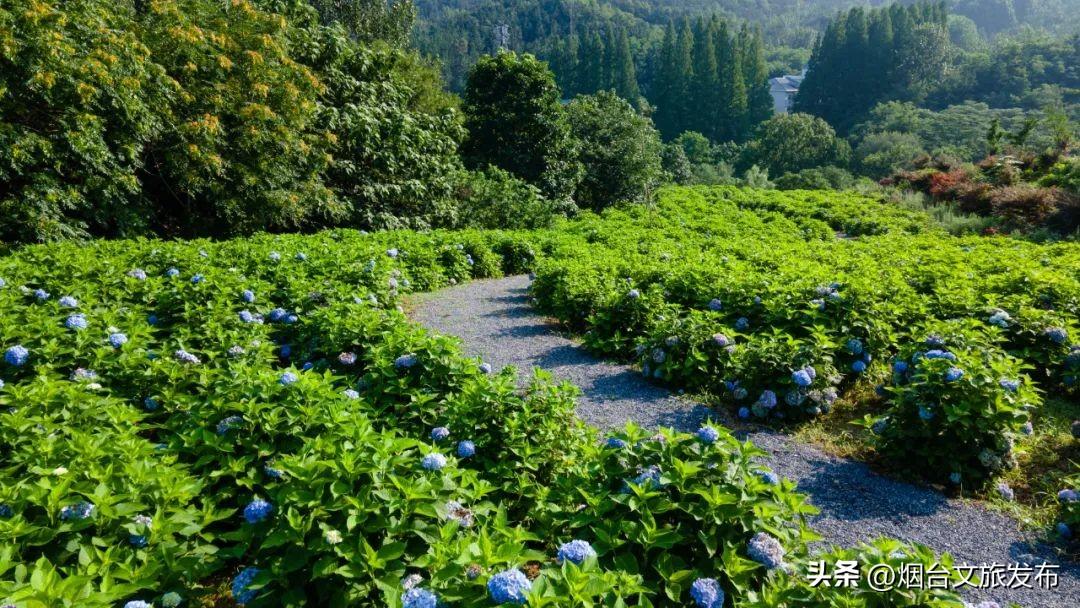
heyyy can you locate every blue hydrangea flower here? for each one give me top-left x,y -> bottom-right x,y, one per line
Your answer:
124,602 -> 152,608
651,348 -> 666,364
1058,522 -> 1073,539
279,372 -> 298,386
388,277 -> 399,290
988,310 -> 1011,328
999,379 -> 1020,392
893,360 -> 908,374
174,349 -> 200,365
925,334 -> 945,348
243,498 -> 272,523
735,317 -> 749,331
338,352 -> 357,365
846,338 -> 863,355
487,569 -> 531,605
269,251 -> 281,261
238,310 -> 263,324
690,577 -> 725,608
295,252 -> 307,261
918,405 -> 935,421
284,314 -> 298,325
945,367 -> 964,382
1021,421 -> 1034,435
996,482 -> 1015,502
301,362 -> 314,371
216,415 -> 243,435
228,345 -> 245,357
696,426 -> 720,444
147,314 -> 158,325
5,345 -> 29,367
737,406 -> 751,419
756,390 -> 777,409
232,567 -> 260,604
733,387 -> 748,400
431,427 -> 450,441
557,539 -> 596,565
606,437 -> 627,449
784,390 -> 806,407
402,588 -> 437,608
143,397 -> 159,411
851,360 -> 867,373
108,333 -> 128,348
60,501 -> 95,521
241,290 -> 256,303
65,314 -> 88,330
33,288 -> 50,301
456,440 -> 475,458
343,389 -> 360,400
70,368 -> 97,382
268,308 -> 287,322
386,248 -> 399,258
161,592 -> 182,607
792,369 -> 813,387
1058,489 -> 1079,503
58,296 -> 78,308
627,289 -> 640,299
479,361 -> 493,374
627,465 -> 663,490
395,354 -> 417,369
279,344 -> 291,358
165,268 -> 180,278
0,379 -> 4,390
949,472 -> 962,484
0,277 -> 5,288
1045,327 -> 1068,344
712,333 -> 730,347
129,534 -> 149,548
923,349 -> 957,361
708,298 -> 722,311
0,504 -> 12,518
421,453 -> 447,471
760,471 -> 780,485
747,532 -> 785,569
264,464 -> 284,479
124,268 -> 147,281
190,274 -> 204,284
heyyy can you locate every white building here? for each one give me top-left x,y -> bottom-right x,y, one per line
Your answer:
768,70 -> 806,115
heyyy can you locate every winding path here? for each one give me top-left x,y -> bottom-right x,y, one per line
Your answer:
410,275 -> 1078,607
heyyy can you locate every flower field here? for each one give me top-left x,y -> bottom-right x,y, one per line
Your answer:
0,185 -> 1075,606
528,186 -> 1079,529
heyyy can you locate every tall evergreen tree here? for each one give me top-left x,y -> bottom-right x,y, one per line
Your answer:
611,28 -> 640,101
692,18 -> 720,137
740,24 -> 773,135
653,22 -> 679,138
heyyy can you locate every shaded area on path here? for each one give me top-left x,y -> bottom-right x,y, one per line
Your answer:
410,275 -> 1078,607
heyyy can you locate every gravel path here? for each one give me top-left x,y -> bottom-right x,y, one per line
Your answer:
410,275 -> 1079,608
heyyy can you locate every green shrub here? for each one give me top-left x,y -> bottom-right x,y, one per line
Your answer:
453,168 -> 568,230
869,321 -> 1038,485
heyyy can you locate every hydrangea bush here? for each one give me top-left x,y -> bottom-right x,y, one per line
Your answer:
868,321 -> 1039,484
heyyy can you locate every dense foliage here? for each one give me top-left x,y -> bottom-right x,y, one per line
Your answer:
461,52 -> 582,202
795,2 -> 951,134
0,206 -> 978,606
0,0 -> 464,243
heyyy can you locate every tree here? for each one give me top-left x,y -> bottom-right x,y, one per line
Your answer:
854,131 -> 926,178
566,91 -> 662,211
610,28 -> 640,101
307,0 -> 416,45
461,51 -> 581,201
660,143 -> 693,185
743,113 -> 850,175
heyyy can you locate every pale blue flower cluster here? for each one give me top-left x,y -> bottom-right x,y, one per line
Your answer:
479,362 -> 493,374
696,426 -> 720,444
431,427 -> 450,441
109,333 -> 128,348
735,317 -> 749,331
232,567 -> 260,604
690,577 -> 725,608
402,588 -> 437,608
216,415 -> 243,435
174,349 -> 200,365
5,345 -> 29,366
1045,327 -> 1068,344
708,298 -> 722,311
556,539 -> 596,565
457,440 -> 476,458
65,314 -> 88,330
58,296 -> 78,308
395,354 -> 418,369
243,498 -> 272,523
945,367 -> 964,382
422,453 -> 447,471
747,532 -> 785,569
338,352 -> 357,365
279,372 -> 298,386
60,501 -> 95,521
487,569 -> 531,605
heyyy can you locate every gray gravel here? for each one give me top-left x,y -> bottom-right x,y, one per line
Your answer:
410,275 -> 1079,608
